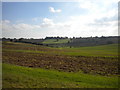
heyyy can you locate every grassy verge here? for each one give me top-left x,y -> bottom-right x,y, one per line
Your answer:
3,63 -> 118,88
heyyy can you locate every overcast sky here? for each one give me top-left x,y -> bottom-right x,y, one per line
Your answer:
1,0 -> 118,38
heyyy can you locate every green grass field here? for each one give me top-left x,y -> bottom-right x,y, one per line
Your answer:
42,39 -> 70,44
59,44 -> 119,57
2,63 -> 118,88
2,42 -> 119,88
3,42 -> 119,57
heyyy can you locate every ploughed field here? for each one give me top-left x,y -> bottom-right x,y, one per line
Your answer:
2,41 -> 119,76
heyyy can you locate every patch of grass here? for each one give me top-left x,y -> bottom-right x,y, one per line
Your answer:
42,39 -> 70,44
3,63 -> 118,88
60,44 -> 119,57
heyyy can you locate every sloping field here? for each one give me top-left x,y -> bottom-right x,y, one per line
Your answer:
3,63 -> 118,88
3,41 -> 118,57
60,44 -> 119,57
2,41 -> 119,88
2,42 -> 119,76
42,39 -> 70,44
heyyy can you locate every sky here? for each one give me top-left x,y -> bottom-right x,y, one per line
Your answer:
1,0 -> 119,38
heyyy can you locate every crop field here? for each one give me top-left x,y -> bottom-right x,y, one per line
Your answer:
2,41 -> 119,88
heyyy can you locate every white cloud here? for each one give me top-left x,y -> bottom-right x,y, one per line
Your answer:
15,20 -> 24,23
2,20 -> 42,38
2,20 -> 10,24
2,0 -> 118,38
73,0 -> 118,36
32,18 -> 38,21
40,18 -> 54,28
78,0 -> 118,15
79,1 -> 97,11
40,18 -> 70,28
49,7 -> 62,13
43,18 -> 53,25
2,18 -> 71,38
2,11 -> 118,38
32,17 -> 42,22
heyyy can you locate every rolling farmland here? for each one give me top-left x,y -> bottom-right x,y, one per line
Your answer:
2,1 -> 119,89
2,41 -> 119,88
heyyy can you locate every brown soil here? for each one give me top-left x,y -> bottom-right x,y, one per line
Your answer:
2,51 -> 118,76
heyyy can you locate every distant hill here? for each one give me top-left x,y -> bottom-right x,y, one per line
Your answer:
2,36 -> 120,47
66,36 -> 119,47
